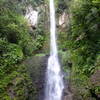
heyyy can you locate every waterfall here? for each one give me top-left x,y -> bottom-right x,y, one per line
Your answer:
44,0 -> 64,100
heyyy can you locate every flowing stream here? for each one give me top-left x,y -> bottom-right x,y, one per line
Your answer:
44,0 -> 64,100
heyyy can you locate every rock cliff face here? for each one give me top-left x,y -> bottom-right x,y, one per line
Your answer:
25,5 -> 38,28
59,12 -> 69,28
24,55 -> 48,100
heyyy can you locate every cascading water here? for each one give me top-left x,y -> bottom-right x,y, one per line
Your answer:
45,0 -> 64,100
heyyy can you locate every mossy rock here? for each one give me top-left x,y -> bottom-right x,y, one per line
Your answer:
24,55 -> 48,100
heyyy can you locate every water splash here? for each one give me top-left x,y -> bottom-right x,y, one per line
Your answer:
45,0 -> 64,100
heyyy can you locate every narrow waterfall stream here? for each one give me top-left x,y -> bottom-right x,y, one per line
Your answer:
45,0 -> 64,100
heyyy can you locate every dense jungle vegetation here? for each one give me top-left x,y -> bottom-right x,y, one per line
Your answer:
67,0 -> 100,99
0,0 -> 46,99
0,0 -> 100,100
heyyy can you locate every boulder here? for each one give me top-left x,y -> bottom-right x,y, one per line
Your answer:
24,55 -> 48,100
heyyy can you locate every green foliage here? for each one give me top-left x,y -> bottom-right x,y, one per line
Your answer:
0,0 -> 24,14
0,0 -> 42,99
92,0 -> 100,3
56,0 -> 68,14
1,44 -> 23,66
58,31 -> 68,49
68,0 -> 100,76
94,86 -> 100,95
0,64 -> 34,100
0,39 -> 23,80
34,35 -> 45,50
31,0 -> 44,6
0,5 -> 36,55
64,0 -> 100,99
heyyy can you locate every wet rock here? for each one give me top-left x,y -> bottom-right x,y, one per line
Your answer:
24,55 -> 48,100
90,70 -> 100,87
90,69 -> 100,99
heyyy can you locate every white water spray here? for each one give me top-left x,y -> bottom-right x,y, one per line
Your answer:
45,0 -> 64,100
